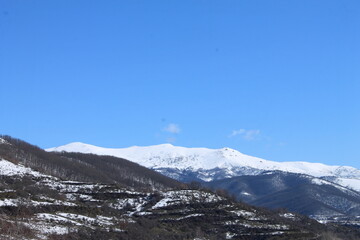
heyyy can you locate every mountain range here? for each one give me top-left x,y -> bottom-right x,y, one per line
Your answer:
48,142 -> 360,191
3,135 -> 359,239
48,142 -> 360,223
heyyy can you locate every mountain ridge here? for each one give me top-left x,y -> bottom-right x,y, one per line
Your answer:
47,142 -> 360,191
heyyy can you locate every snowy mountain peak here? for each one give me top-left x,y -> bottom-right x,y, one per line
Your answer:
48,142 -> 251,170
48,143 -> 354,174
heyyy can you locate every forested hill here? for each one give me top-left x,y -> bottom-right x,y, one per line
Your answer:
0,135 -> 182,191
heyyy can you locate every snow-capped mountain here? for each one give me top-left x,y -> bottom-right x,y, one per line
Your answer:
0,155 -> 339,240
5,135 -> 352,239
47,142 -> 360,192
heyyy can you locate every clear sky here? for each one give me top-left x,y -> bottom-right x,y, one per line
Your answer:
1,1 -> 359,168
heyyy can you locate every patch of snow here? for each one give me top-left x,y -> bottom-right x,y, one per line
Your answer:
25,221 -> 69,235
152,190 -> 224,209
238,222 -> 289,230
310,177 -> 360,197
135,211 -> 152,216
0,138 -> 10,145
226,232 -> 236,239
311,178 -> 328,185
0,159 -> 45,177
0,189 -> 15,193
111,197 -> 143,210
241,191 -> 251,196
43,181 -> 101,193
56,213 -> 112,226
334,178 -> 360,192
0,198 -> 75,208
30,199 -> 77,207
280,213 -> 296,219
176,213 -> 204,220
230,210 -> 256,218
36,213 -> 82,226
65,193 -> 77,201
0,198 -> 18,207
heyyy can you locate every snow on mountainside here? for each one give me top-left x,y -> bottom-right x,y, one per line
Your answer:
47,142 -> 360,191
0,159 -> 45,177
0,137 -> 10,145
1,157 -> 328,239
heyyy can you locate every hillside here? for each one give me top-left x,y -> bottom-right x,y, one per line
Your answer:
0,135 -> 182,191
205,172 -> 360,219
47,141 -> 360,226
0,158 -> 343,240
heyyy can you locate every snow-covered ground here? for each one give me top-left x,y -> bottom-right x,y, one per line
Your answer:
0,159 -> 46,177
152,190 -> 224,209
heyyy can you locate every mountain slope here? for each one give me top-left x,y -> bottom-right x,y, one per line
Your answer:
204,171 -> 360,218
47,142 -> 360,191
3,136 -> 359,239
0,136 -> 182,191
0,157 -> 346,240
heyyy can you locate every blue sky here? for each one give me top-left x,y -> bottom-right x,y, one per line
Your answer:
1,1 -> 359,167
